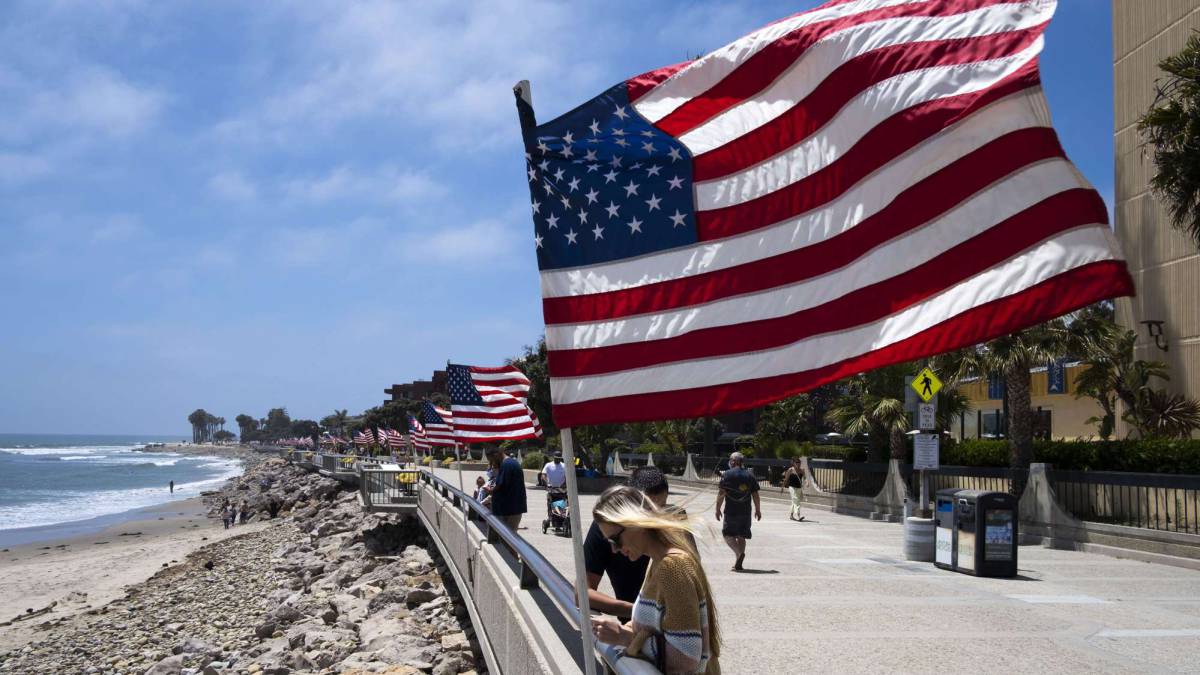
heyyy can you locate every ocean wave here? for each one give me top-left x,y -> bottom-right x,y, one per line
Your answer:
0,445 -> 142,456
59,455 -> 98,461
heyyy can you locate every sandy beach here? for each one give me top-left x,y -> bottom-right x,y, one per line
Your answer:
0,497 -> 267,652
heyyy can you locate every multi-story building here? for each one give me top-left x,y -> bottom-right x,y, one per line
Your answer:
383,370 -> 448,405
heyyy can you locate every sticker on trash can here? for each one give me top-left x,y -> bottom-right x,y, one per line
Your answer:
984,510 -> 1014,561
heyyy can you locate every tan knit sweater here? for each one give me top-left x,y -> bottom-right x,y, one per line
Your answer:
628,550 -> 719,674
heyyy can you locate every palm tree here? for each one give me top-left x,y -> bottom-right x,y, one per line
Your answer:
825,365 -> 911,462
934,316 -> 1115,470
1138,33 -> 1200,249
332,409 -> 349,437
187,409 -> 208,444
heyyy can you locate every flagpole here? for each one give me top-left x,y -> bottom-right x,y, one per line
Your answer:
515,77 -> 597,675
559,428 -> 598,675
447,363 -> 474,588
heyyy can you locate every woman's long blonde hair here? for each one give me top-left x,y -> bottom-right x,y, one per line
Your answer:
592,485 -> 721,657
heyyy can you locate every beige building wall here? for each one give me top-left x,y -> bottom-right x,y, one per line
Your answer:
956,365 -> 1106,441
1112,1 -> 1200,432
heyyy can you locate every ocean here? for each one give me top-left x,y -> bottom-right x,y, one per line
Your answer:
0,434 -> 242,540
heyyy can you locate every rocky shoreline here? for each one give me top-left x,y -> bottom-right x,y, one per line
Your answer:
0,458 -> 484,675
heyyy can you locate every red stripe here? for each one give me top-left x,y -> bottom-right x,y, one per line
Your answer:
455,432 -> 542,444
697,62 -> 1040,239
467,365 -> 526,376
627,60 -> 694,103
454,410 -> 538,421
657,0 -> 1007,137
548,189 -> 1107,378
454,421 -> 541,433
549,261 -> 1135,427
472,377 -> 531,388
542,126 -> 1061,325
691,22 -> 1043,180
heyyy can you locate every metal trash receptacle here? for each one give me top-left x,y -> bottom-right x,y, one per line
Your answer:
953,490 -> 1018,577
933,488 -> 960,570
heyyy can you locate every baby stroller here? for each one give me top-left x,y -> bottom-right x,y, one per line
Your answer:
542,487 -> 571,537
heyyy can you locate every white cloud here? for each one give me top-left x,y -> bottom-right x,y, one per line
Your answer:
209,171 -> 258,202
406,218 -> 522,264
282,165 -> 445,204
0,151 -> 52,186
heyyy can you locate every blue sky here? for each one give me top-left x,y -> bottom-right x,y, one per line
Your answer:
0,1 -> 1114,435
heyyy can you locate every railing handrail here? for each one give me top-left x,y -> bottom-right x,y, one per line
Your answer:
1047,468 -> 1200,489
419,470 -> 654,675
810,459 -> 891,472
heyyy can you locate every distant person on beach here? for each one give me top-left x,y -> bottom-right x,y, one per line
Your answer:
484,447 -> 526,531
239,501 -> 249,525
169,480 -> 174,494
590,485 -> 720,674
585,466 -> 677,620
222,504 -> 233,529
781,457 -> 805,522
715,452 -> 761,571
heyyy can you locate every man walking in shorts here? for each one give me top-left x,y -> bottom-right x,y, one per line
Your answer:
715,452 -> 761,571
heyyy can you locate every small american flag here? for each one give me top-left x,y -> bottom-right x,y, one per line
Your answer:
448,364 -> 543,443
385,428 -> 407,450
408,414 -> 430,449
518,0 -> 1132,427
419,401 -> 456,447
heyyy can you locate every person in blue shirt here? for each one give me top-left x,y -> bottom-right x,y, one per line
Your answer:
485,447 -> 527,531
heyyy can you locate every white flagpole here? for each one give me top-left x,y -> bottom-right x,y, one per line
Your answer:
560,428 -> 598,675
514,79 -> 596,674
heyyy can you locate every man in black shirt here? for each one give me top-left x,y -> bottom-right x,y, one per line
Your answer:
583,466 -> 670,619
715,451 -> 761,571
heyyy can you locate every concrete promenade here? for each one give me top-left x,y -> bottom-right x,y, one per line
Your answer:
432,467 -> 1200,673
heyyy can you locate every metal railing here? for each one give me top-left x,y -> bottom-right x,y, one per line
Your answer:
1048,469 -> 1200,535
418,471 -> 657,675
359,468 -> 421,509
809,459 -> 890,497
902,465 -> 1028,502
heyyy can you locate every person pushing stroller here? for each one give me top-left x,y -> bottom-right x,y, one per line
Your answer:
541,453 -> 570,535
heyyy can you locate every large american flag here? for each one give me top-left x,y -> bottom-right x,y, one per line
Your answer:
408,414 -> 430,450
419,401 -> 457,447
448,364 -> 543,443
355,429 -> 374,447
384,428 -> 407,450
519,0 -> 1133,428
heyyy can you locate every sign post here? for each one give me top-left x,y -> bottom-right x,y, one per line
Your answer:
911,368 -> 943,516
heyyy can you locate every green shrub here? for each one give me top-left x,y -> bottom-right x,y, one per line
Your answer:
937,437 -> 1200,473
943,439 -> 1010,467
635,442 -> 670,456
775,440 -> 809,459
521,451 -> 546,470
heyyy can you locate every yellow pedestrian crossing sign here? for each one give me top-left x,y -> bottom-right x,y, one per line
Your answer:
911,367 -> 942,402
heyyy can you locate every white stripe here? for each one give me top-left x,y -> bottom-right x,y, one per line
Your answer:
455,427 -> 539,440
679,3 -> 1050,155
456,402 -> 531,415
632,0 -> 926,122
476,384 -> 530,399
550,226 -> 1120,403
693,36 -> 1043,207
546,159 -> 1089,351
455,416 -> 538,428
540,89 -> 1048,297
469,369 -> 529,383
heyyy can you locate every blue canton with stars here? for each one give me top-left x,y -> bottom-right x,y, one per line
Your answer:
523,82 -> 696,271
420,400 -> 449,425
446,365 -> 484,406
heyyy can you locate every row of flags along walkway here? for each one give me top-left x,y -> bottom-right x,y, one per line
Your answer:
517,0 -> 1134,428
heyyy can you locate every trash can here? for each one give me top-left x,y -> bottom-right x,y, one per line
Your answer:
953,490 -> 1018,577
933,488 -> 960,570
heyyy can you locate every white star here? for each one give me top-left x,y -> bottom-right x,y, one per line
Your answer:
645,194 -> 662,211
562,131 -> 574,144
614,138 -> 629,147
553,167 -> 566,181
584,149 -> 598,161
589,119 -> 601,135
641,141 -> 656,154
669,209 -> 687,227
612,127 -> 625,136
560,144 -> 574,158
546,213 -> 559,229
534,233 -> 544,248
603,169 -> 618,184
542,181 -> 554,195
531,199 -> 541,214
610,155 -> 622,168
568,176 -> 581,192
667,175 -> 685,190
565,229 -> 579,244
537,140 -> 550,153
623,180 -> 640,197
560,195 -> 571,209
641,129 -> 655,137
586,163 -> 600,173
646,164 -> 662,177
577,209 -> 589,224
627,217 -> 643,234
667,147 -> 683,162
538,159 -> 550,171
592,224 -> 605,240
527,166 -> 537,182
630,162 -> 643,170
605,202 -> 620,218
614,105 -> 629,120
584,188 -> 600,204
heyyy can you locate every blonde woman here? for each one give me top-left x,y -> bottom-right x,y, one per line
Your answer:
590,486 -> 721,674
